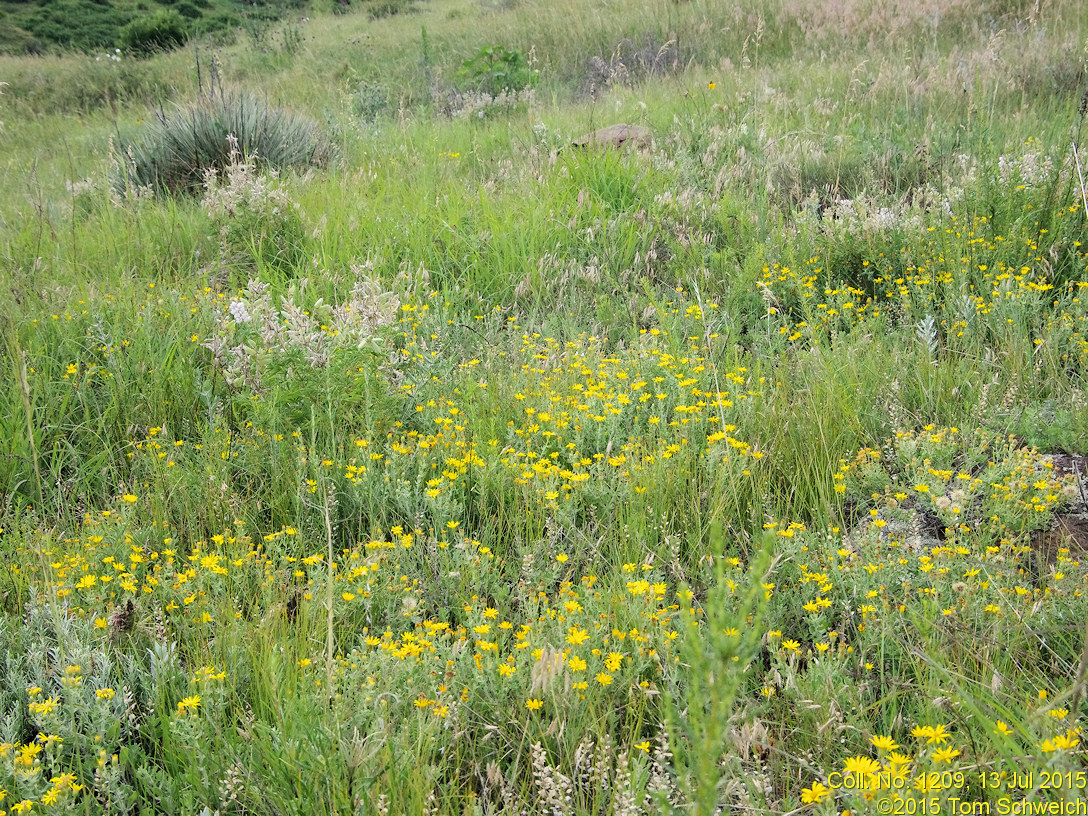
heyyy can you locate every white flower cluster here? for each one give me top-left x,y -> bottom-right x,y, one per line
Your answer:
997,152 -> 1054,188
799,191 -> 931,237
202,136 -> 293,223
203,274 -> 400,391
442,87 -> 535,120
228,299 -> 252,324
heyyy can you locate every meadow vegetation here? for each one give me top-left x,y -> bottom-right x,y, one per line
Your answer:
2,0 -> 1088,812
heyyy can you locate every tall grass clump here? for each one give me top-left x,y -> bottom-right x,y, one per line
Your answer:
111,91 -> 334,197
118,10 -> 190,58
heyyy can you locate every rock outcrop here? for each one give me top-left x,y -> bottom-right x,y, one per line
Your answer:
569,123 -> 652,151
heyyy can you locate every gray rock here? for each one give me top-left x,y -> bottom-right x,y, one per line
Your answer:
570,123 -> 653,151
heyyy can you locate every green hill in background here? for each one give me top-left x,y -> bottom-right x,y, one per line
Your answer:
0,0 -> 310,55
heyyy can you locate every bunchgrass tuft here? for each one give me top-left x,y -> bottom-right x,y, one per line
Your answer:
110,91 -> 333,197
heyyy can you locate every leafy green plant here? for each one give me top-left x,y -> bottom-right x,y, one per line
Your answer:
353,80 -> 389,123
458,45 -> 535,96
667,535 -> 771,814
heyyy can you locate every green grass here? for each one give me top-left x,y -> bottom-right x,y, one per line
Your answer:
2,0 -> 1088,812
